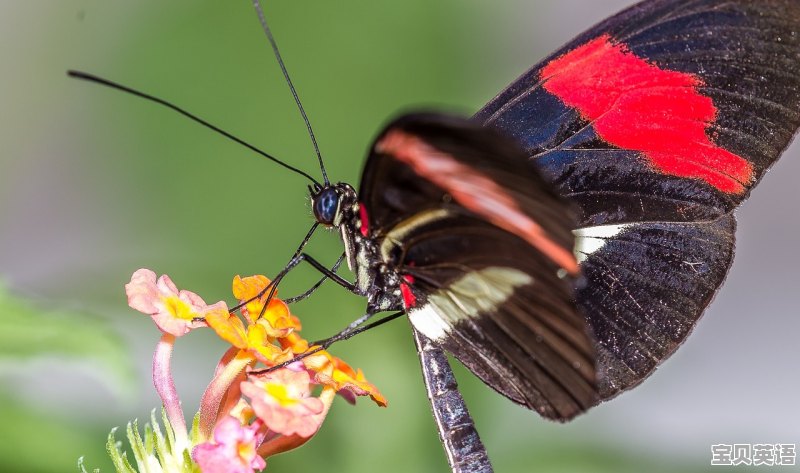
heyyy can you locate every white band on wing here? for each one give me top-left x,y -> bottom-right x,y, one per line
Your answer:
572,224 -> 629,263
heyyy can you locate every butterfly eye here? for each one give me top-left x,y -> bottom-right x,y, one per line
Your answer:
313,187 -> 340,225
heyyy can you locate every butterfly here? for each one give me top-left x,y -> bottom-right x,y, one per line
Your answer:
70,0 -> 800,470
309,0 -> 800,423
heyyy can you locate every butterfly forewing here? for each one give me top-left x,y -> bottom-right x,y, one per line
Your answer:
474,0 -> 800,399
476,0 -> 800,225
360,114 -> 598,420
401,213 -> 596,419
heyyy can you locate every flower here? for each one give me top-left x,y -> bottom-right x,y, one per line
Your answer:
232,275 -> 302,332
125,268 -> 221,336
105,269 -> 389,473
205,306 -> 293,365
193,416 -> 267,473
304,350 -> 388,407
241,369 -> 325,438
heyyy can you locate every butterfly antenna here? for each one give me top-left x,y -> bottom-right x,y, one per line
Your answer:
253,0 -> 330,186
67,70 -> 321,186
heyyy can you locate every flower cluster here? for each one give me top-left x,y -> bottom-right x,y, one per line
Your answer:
109,269 -> 386,473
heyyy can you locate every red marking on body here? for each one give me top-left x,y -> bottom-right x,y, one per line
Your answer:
400,274 -> 417,308
358,203 -> 370,237
540,34 -> 753,194
377,131 -> 579,275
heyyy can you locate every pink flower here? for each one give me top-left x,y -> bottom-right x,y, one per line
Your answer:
241,369 -> 325,438
193,416 -> 266,473
126,268 -> 221,336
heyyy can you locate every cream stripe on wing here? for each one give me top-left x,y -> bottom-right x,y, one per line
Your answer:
408,266 -> 533,341
379,208 -> 452,263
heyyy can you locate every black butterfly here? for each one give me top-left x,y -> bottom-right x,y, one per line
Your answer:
310,0 -> 800,421
70,0 -> 800,471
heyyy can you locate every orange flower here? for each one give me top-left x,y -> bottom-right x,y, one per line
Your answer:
205,306 -> 293,366
233,275 -> 301,334
278,331 -> 310,354
303,350 -> 388,407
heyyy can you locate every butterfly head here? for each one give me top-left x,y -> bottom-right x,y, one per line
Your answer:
310,182 -> 358,228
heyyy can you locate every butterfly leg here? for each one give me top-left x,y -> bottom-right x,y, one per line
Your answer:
283,252 -> 346,303
251,251 -> 359,319
251,310 -> 405,375
287,252 -> 360,293
309,310 -> 405,349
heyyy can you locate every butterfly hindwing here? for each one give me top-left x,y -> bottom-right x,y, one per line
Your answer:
576,216 -> 736,397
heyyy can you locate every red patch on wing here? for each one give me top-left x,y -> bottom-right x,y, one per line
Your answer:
358,203 -> 370,237
377,130 -> 579,275
540,34 -> 753,194
400,274 -> 417,308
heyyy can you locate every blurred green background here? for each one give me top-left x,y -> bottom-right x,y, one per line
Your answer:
1,1 -> 798,472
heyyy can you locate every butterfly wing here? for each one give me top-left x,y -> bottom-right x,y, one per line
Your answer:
473,0 -> 800,398
360,114 -> 598,420
358,0 -> 799,417
477,0 -> 800,224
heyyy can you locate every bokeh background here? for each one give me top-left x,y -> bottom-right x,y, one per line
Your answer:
1,1 -> 798,472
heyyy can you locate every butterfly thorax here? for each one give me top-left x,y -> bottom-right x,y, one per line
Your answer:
310,182 -> 404,313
